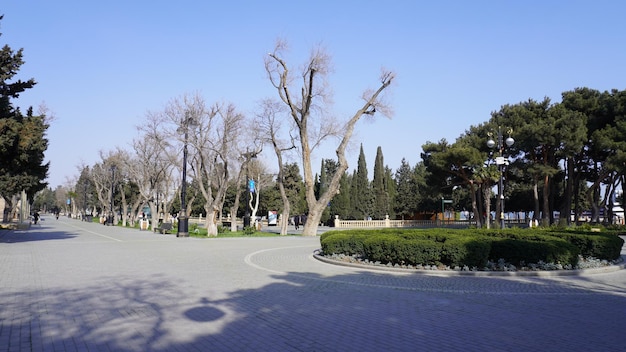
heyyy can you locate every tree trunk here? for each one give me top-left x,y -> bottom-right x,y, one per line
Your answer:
119,185 -> 128,227
278,181 -> 290,236
206,208 -> 218,236
542,174 -> 550,226
470,182 -> 482,228
559,157 -> 574,226
149,203 -> 158,231
482,183 -> 492,229
532,179 -> 540,224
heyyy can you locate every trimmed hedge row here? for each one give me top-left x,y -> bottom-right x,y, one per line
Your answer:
319,228 -> 624,268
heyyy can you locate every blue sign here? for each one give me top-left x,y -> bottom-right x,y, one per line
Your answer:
67,198 -> 71,205
248,179 -> 256,193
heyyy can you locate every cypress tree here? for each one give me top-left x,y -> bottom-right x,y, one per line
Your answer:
350,144 -> 372,219
385,165 -> 396,219
330,171 -> 352,221
371,146 -> 388,219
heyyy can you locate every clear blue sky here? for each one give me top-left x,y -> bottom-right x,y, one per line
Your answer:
3,1 -> 626,188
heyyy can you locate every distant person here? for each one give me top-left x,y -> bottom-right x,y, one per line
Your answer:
294,214 -> 301,230
33,211 -> 40,224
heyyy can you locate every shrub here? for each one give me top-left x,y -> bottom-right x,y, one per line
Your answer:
489,237 -> 579,266
552,231 -> 623,260
320,227 -> 622,269
321,231 -> 369,256
442,237 -> 491,268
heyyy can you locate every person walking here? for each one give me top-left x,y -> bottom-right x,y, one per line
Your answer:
294,214 -> 301,230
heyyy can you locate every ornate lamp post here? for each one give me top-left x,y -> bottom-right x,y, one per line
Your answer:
177,112 -> 197,237
487,127 -> 514,229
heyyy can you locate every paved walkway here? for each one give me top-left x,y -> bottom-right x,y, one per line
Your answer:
1,215 -> 625,352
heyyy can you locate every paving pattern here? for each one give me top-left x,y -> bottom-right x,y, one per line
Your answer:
1,215 -> 625,351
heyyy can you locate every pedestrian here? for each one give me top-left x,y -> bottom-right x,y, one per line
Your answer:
294,214 -> 300,230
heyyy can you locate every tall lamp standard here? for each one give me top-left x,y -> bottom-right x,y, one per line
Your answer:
487,127 -> 514,229
108,165 -> 116,226
177,112 -> 197,238
83,179 -> 89,221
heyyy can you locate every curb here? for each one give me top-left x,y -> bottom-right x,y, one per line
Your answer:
313,253 -> 626,277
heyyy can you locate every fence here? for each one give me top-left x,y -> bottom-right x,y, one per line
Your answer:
333,215 -> 528,229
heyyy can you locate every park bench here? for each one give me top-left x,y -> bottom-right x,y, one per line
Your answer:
154,222 -> 173,234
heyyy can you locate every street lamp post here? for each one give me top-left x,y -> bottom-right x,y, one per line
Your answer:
177,112 -> 196,238
487,127 -> 514,229
108,165 -> 116,226
83,180 -> 88,221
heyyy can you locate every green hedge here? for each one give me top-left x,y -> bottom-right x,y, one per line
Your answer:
319,227 -> 624,268
550,230 -> 624,259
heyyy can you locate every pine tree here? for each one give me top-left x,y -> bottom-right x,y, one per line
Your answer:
394,158 -> 416,219
0,16 -> 49,218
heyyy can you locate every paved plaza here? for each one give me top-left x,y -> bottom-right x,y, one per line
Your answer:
1,215 -> 625,352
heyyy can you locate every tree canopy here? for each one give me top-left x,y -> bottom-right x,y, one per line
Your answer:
0,16 -> 49,220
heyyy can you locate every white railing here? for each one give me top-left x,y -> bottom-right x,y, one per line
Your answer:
333,215 -> 532,229
333,216 -> 475,228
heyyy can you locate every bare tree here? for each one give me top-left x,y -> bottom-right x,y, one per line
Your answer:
247,159 -> 273,226
54,185 -> 69,215
132,110 -> 177,231
266,41 -> 395,236
91,155 -> 117,222
231,146 -> 262,232
255,98 -> 296,235
163,93 -> 244,236
111,150 -> 131,226
89,150 -> 129,225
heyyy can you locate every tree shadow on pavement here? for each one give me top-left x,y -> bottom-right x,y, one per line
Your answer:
1,268 -> 625,351
0,227 -> 76,243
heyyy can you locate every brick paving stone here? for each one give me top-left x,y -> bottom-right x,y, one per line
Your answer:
1,215 -> 625,351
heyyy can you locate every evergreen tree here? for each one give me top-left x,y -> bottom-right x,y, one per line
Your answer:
282,163 -> 306,215
384,165 -> 397,219
315,159 -> 338,224
349,169 -> 358,219
32,187 -> 57,213
394,158 -> 417,219
371,146 -> 389,219
0,17 -> 49,220
330,171 -> 352,221
350,144 -> 372,219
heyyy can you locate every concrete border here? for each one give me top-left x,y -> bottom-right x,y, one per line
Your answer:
313,253 -> 626,277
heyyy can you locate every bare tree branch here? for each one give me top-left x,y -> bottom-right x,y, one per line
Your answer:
265,40 -> 395,235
